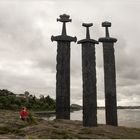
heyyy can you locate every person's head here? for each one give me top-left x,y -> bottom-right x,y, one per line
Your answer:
22,107 -> 26,111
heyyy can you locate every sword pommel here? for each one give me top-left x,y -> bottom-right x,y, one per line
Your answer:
102,21 -> 111,27
82,23 -> 93,27
57,14 -> 71,23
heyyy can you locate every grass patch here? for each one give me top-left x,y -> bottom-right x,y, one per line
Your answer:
50,129 -> 77,139
27,112 -> 38,125
0,126 -> 23,135
79,128 -> 93,134
0,126 -> 12,134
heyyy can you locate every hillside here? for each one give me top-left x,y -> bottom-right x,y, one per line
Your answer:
0,110 -> 140,139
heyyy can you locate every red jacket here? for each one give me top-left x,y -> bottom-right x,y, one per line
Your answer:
20,110 -> 29,118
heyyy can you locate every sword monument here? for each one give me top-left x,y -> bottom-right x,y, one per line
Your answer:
99,21 -> 118,126
78,23 -> 98,126
51,14 -> 77,119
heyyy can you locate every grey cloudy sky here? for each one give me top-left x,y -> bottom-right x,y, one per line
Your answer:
0,0 -> 140,106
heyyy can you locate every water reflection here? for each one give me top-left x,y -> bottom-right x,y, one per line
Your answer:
42,109 -> 140,128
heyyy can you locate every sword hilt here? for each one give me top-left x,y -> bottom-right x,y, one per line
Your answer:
102,21 -> 111,37
82,23 -> 93,39
56,14 -> 71,35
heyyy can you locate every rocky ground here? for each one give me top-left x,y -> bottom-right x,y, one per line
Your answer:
0,110 -> 140,139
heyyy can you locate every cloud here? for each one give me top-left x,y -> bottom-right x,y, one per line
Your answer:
0,0 -> 139,106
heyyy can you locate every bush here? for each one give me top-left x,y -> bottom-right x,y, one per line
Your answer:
0,89 -> 56,111
27,112 -> 38,124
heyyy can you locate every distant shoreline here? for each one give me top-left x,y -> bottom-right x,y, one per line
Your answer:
98,106 -> 140,109
71,104 -> 140,110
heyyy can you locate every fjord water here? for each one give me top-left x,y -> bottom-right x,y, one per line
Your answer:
44,109 -> 140,128
71,109 -> 140,128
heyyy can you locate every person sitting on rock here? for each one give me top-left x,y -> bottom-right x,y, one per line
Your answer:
20,107 -> 29,121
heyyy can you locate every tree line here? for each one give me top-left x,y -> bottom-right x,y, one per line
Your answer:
0,89 -> 55,111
